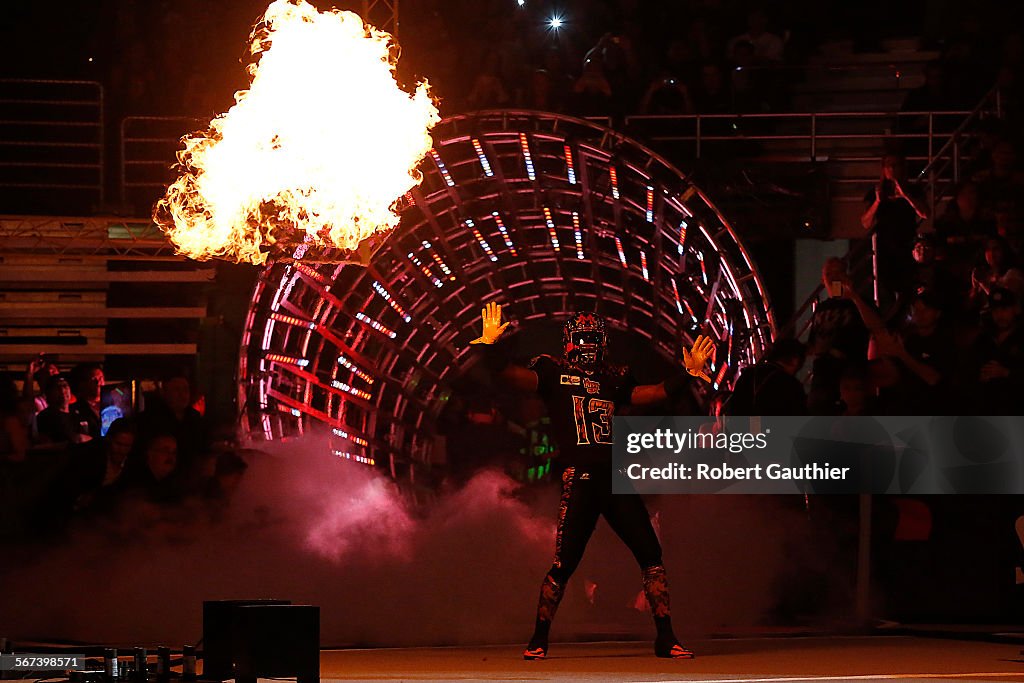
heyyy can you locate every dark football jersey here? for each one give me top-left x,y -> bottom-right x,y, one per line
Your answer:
527,354 -> 638,467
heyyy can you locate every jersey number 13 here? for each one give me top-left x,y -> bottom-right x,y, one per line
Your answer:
572,396 -> 614,445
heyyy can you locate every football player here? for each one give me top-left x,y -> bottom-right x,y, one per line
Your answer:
471,302 -> 716,660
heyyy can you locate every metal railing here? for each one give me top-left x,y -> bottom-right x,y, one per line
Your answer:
915,85 -> 1004,219
624,110 -> 972,166
117,110 -> 979,214
0,78 -> 105,205
120,115 -> 203,208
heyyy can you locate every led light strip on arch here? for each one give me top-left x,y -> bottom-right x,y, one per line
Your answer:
543,207 -> 559,251
371,280 -> 412,322
430,149 -> 455,187
336,354 -> 374,384
466,218 -> 497,261
491,212 -> 517,256
355,311 -> 397,339
671,278 -> 684,315
407,251 -> 443,288
572,212 -> 584,260
331,379 -> 372,400
519,133 -> 536,181
264,353 -> 309,367
614,236 -> 627,267
333,449 -> 375,466
422,240 -> 455,281
293,262 -> 332,287
472,138 -> 494,177
332,428 -> 369,446
269,312 -> 316,329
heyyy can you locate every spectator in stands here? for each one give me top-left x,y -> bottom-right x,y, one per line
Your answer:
63,417 -> 136,516
910,234 -> 961,308
724,338 -> 807,415
69,363 -> 104,440
964,119 -> 1008,179
126,434 -> 184,504
35,376 -> 90,445
727,9 -> 784,64
728,40 -> 764,112
973,139 -> 1024,220
995,201 -> 1024,256
584,32 -> 642,112
0,378 -> 29,463
968,287 -> 1023,414
838,364 -> 877,416
638,71 -> 694,115
662,39 -> 695,83
529,49 -> 573,113
569,57 -> 614,116
873,290 -> 953,414
970,236 -> 1024,303
935,180 -> 992,246
22,355 -> 59,414
137,369 -> 208,481
861,153 -> 929,309
807,258 -> 870,414
544,47 -> 575,105
692,62 -> 732,113
466,51 -> 511,109
529,68 -> 554,112
684,18 -> 719,66
935,181 -> 992,289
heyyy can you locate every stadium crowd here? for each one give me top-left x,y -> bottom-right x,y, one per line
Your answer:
0,366 -> 246,541
727,139 -> 1022,417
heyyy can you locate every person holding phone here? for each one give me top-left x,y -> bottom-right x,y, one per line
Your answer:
861,153 -> 928,308
806,259 -> 870,414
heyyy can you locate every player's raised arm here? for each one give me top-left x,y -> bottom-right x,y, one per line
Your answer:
629,334 -> 717,405
470,301 -> 539,392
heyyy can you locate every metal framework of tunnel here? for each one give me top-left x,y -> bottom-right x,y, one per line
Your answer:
238,111 -> 775,476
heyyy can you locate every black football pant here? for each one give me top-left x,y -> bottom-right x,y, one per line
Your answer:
549,465 -> 663,582
529,464 -> 672,634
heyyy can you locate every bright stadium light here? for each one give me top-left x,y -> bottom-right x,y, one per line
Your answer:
548,15 -> 563,29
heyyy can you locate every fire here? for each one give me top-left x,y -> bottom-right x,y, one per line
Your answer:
155,0 -> 440,265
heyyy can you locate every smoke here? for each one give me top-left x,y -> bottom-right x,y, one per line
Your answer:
0,436 -> 831,648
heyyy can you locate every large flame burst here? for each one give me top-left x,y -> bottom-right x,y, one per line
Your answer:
154,0 -> 440,264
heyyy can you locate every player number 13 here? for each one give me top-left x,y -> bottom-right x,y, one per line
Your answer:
572,396 -> 614,445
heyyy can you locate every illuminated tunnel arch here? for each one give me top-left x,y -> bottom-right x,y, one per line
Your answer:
238,111 -> 775,471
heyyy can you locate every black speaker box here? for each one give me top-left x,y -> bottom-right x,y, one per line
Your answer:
231,605 -> 320,683
201,599 -> 291,681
